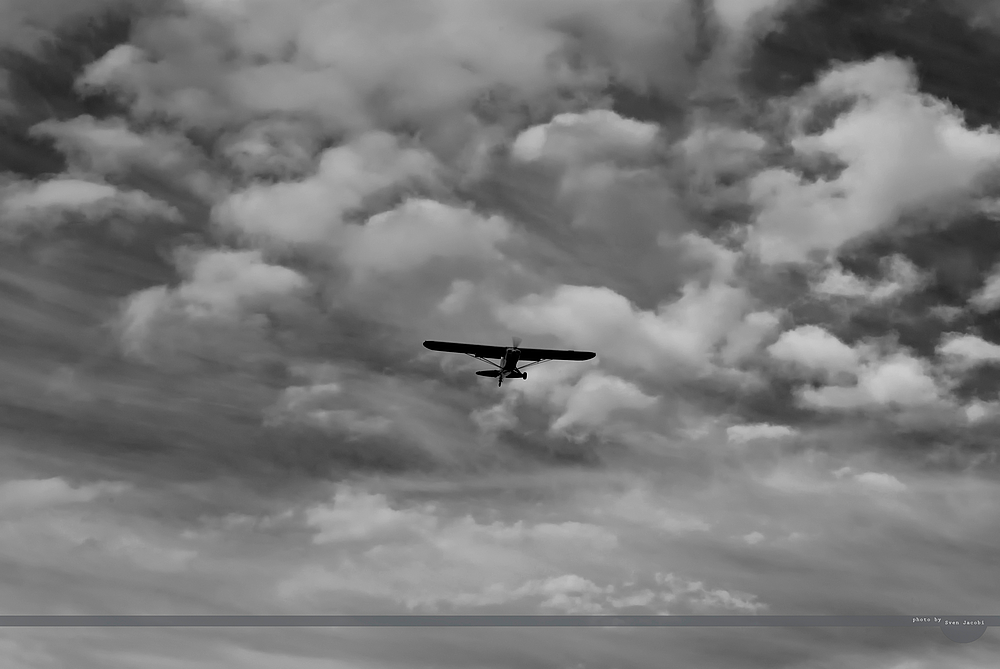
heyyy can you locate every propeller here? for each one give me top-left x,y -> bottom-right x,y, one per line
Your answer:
512,336 -> 522,349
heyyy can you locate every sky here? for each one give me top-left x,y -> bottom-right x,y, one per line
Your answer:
1,0 -> 999,666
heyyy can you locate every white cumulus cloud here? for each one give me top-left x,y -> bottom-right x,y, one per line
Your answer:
747,57 -> 1000,264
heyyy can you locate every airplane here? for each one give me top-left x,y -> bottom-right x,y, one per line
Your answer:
423,336 -> 596,387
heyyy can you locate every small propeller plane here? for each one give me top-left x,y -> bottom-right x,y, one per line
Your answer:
423,336 -> 596,387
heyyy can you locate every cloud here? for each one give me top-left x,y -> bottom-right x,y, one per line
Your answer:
969,263 -> 1000,312
74,0 -> 711,134
31,115 -> 220,199
813,255 -> 924,302
713,0 -> 797,35
4,178 -> 116,210
0,477 -> 127,512
0,0 -> 146,54
340,199 -> 512,280
261,363 -> 509,469
0,177 -> 180,237
495,266 -> 747,376
654,572 -> 765,614
511,109 -> 660,165
280,484 -> 624,611
798,352 -> 944,411
216,117 -> 325,183
680,123 -> 767,179
678,121 -> 770,220
833,466 -> 909,493
548,371 -> 658,436
964,399 -> 1000,425
437,279 -> 479,316
937,333 -> 1000,367
269,482 -> 767,617
719,310 -> 783,366
507,574 -> 608,613
213,131 -> 442,248
597,486 -> 711,534
266,380 -> 395,440
747,56 -> 1000,264
767,325 -> 859,376
118,248 -> 310,364
766,326 -> 951,412
509,109 -> 666,214
304,487 -> 436,544
726,423 -> 797,443
854,471 -> 907,493
0,475 -> 199,584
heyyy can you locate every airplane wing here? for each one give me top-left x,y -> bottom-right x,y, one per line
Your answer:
516,347 -> 596,362
423,340 -> 507,359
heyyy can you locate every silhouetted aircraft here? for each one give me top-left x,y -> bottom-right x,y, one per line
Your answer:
423,337 -> 596,387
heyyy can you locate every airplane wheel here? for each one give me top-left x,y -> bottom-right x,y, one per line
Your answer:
523,373 -> 527,380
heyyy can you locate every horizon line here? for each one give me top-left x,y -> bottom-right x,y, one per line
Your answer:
0,615 -> 991,627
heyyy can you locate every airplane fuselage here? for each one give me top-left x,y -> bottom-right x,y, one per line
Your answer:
501,347 -> 521,374
498,347 -> 524,386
